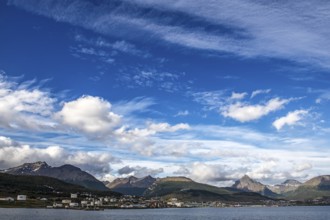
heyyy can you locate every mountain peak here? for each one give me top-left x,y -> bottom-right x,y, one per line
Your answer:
59,164 -> 81,171
232,175 -> 277,197
303,175 -> 330,187
241,175 -> 253,181
3,161 -> 108,191
23,161 -> 49,167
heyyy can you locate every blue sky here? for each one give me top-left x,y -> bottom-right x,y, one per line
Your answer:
0,0 -> 330,185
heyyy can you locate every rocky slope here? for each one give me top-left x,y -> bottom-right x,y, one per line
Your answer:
106,175 -> 156,196
268,179 -> 302,194
232,175 -> 278,197
285,175 -> 330,200
2,161 -> 108,191
144,176 -> 232,197
143,176 -> 272,202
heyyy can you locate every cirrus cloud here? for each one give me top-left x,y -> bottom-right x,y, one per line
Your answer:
0,72 -> 56,131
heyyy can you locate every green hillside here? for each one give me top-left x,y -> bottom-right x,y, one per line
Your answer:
144,177 -> 232,198
142,177 -> 271,202
0,173 -> 120,198
162,189 -> 270,202
284,175 -> 330,200
285,186 -> 330,200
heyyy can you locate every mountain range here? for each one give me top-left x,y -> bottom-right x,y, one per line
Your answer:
108,173 -> 330,201
231,175 -> 278,197
106,175 -> 156,196
2,161 -> 330,201
1,161 -> 108,191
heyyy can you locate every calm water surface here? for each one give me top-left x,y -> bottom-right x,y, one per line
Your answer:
1,206 -> 330,220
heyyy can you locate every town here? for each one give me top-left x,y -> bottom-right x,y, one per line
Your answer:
1,193 -> 329,209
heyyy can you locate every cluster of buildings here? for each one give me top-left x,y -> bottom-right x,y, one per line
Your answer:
0,195 -> 27,202
1,193 -> 329,209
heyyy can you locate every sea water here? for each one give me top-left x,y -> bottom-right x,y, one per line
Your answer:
1,206 -> 330,220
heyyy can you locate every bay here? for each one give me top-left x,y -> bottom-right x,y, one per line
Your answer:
1,206 -> 330,220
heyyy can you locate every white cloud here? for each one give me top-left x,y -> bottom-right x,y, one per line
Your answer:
55,96 -> 121,136
191,90 -> 227,111
0,72 -> 56,131
272,110 -> 308,130
127,0 -> 330,68
174,110 -> 189,117
74,34 -> 145,57
294,162 -> 312,172
112,97 -> 155,116
0,136 -> 118,176
251,89 -> 271,98
116,122 -> 190,140
222,98 -> 290,122
10,0 -> 330,68
119,69 -> 189,92
117,165 -> 164,178
230,92 -> 247,100
314,90 -> 330,104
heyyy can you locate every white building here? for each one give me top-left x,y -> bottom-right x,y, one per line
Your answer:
62,199 -> 71,204
53,203 -> 63,208
17,195 -> 27,201
69,202 -> 79,207
71,193 -> 78,199
81,201 -> 88,206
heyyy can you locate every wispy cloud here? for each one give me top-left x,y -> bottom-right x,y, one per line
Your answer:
315,90 -> 330,104
8,0 -> 330,68
118,68 -> 191,92
74,34 -> 148,57
70,46 -> 115,64
0,71 -> 56,131
251,89 -> 271,99
113,97 -> 155,116
174,110 -> 189,117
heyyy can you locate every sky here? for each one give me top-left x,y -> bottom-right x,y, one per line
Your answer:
0,0 -> 330,186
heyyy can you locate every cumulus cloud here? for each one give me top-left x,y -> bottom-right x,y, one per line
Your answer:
221,98 -> 290,122
112,122 -> 190,156
272,110 -> 308,130
55,95 -> 121,136
0,136 -> 119,176
0,72 -> 56,130
294,162 -> 313,172
117,165 -> 163,178
188,162 -> 243,184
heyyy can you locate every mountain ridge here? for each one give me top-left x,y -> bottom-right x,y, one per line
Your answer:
3,162 -> 330,201
2,161 -> 108,191
231,175 -> 278,197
